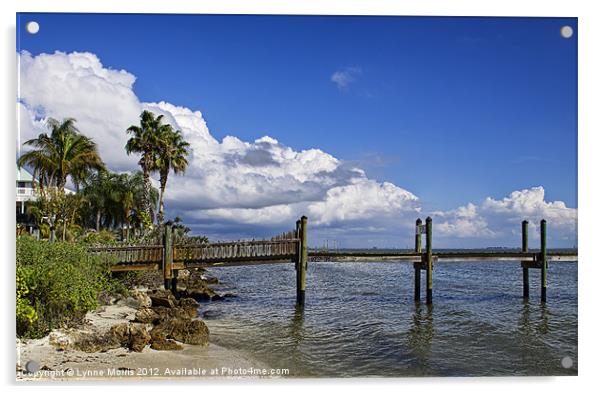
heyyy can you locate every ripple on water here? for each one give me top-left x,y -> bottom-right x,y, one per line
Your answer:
202,261 -> 577,377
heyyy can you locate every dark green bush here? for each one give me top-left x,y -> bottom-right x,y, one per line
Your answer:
16,235 -> 122,338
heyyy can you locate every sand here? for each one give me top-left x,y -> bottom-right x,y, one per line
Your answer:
16,303 -> 276,381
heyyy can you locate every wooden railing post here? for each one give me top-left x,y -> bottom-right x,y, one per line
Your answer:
425,216 -> 433,305
414,218 -> 422,302
296,216 -> 308,307
522,220 -> 529,299
163,224 -> 173,291
540,219 -> 547,303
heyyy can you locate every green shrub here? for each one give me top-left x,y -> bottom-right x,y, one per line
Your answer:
16,265 -> 37,329
79,229 -> 117,245
16,235 -> 120,338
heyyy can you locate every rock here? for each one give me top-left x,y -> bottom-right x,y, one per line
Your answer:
149,289 -> 177,308
178,270 -> 191,279
150,337 -> 183,351
223,293 -> 237,298
109,323 -> 131,344
71,323 -> 151,353
202,275 -> 219,285
211,294 -> 224,301
120,296 -> 140,308
72,332 -> 121,353
129,324 -> 151,352
49,332 -> 71,351
174,320 -> 209,345
152,306 -> 195,322
151,318 -> 209,346
183,287 -> 217,302
130,290 -> 152,308
134,307 -> 159,324
178,298 -> 200,319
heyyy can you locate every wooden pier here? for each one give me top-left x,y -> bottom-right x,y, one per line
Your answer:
89,216 -> 576,306
89,216 -> 309,307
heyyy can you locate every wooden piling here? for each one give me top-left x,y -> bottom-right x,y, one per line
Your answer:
171,270 -> 179,298
296,216 -> 308,307
522,220 -> 529,298
414,218 -> 422,301
540,219 -> 547,303
425,216 -> 433,304
163,224 -> 173,291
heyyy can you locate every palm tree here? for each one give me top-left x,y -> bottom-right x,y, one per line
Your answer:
81,171 -> 120,231
115,172 -> 157,239
125,111 -> 165,226
18,118 -> 105,192
153,126 -> 190,223
79,171 -> 158,237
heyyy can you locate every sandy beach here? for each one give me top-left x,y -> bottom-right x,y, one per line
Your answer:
16,303 -> 276,381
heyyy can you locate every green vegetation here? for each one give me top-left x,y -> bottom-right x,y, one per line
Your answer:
79,171 -> 158,240
125,110 -> 168,225
19,110 -> 190,241
17,118 -> 105,192
153,126 -> 190,224
16,111 -> 197,338
16,235 -> 124,338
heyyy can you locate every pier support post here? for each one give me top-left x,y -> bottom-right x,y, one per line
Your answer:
414,218 -> 422,301
296,216 -> 308,307
425,216 -> 433,305
540,219 -> 547,303
522,220 -> 529,299
171,270 -> 179,298
163,224 -> 173,291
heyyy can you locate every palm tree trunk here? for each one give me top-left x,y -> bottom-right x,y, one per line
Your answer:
142,162 -> 152,223
96,210 -> 101,231
158,170 -> 168,224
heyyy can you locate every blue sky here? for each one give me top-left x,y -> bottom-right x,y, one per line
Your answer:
16,14 -> 578,247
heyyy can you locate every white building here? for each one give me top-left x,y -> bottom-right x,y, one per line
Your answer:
16,166 -> 38,231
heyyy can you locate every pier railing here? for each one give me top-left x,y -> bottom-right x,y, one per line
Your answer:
89,216 -> 310,307
89,216 -> 575,307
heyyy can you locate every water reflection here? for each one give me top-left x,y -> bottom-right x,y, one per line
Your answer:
406,304 -> 434,368
289,305 -> 305,346
204,261 -> 576,376
519,301 -> 550,336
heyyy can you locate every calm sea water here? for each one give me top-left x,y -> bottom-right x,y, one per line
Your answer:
200,261 -> 577,377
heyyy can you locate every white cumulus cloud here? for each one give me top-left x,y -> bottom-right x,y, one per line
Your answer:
17,51 -> 577,247
433,187 -> 577,246
17,51 -> 420,243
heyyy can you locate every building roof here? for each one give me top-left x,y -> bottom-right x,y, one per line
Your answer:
17,166 -> 34,182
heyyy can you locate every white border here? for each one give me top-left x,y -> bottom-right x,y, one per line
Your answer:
2,1 -> 600,393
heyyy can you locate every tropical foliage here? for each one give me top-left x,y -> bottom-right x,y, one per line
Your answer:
18,111 -> 186,240
16,235 -> 124,338
18,118 -> 104,192
28,187 -> 85,242
79,171 -> 158,239
15,111 -> 195,339
153,126 -> 190,223
125,110 -> 166,224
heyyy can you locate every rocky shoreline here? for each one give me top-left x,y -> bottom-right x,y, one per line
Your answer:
16,269 -> 267,380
